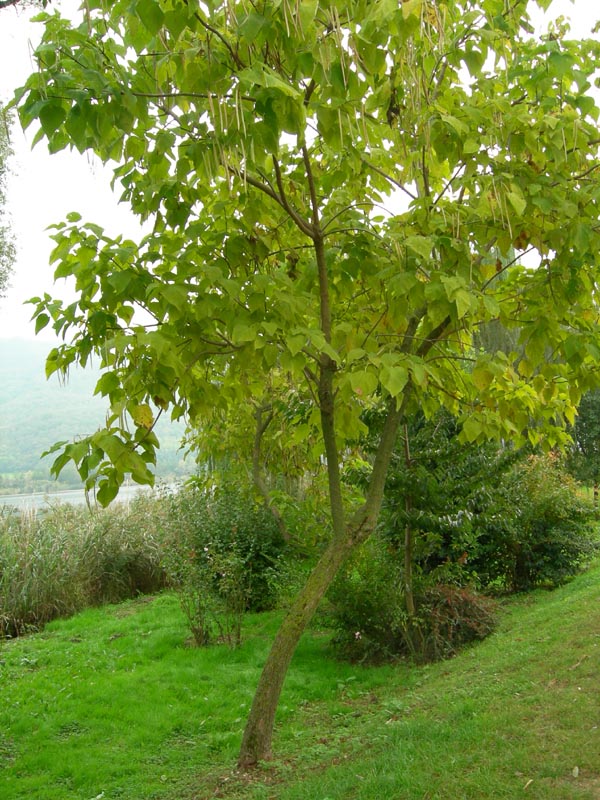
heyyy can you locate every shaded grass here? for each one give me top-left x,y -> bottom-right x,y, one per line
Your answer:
1,565 -> 600,799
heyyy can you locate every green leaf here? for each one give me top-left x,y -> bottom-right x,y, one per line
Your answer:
507,186 -> 526,217
461,416 -> 482,443
232,324 -> 257,344
472,365 -> 494,391
349,370 -> 378,397
35,313 -> 50,334
241,65 -> 301,98
286,334 -> 306,356
454,289 -> 472,319
39,102 -> 66,136
135,0 -> 164,34
405,235 -> 433,261
380,365 -> 409,398
97,479 -> 120,507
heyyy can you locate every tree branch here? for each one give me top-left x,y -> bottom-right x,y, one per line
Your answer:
194,11 -> 246,70
231,166 -> 314,238
361,157 -> 417,201
273,156 -> 315,238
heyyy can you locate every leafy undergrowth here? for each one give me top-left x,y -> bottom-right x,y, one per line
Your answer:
1,566 -> 599,800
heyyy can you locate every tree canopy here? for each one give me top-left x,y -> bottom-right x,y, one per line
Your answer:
13,0 -> 600,767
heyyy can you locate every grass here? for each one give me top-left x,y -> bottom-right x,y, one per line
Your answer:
1,565 -> 600,800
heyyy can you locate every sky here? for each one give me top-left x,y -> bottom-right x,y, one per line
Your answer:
0,0 -> 596,342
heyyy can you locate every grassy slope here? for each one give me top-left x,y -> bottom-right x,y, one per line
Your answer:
1,566 -> 599,800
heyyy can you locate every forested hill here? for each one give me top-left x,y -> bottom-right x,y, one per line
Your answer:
0,338 -> 189,491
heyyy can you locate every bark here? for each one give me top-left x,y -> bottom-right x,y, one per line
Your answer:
237,532 -> 354,767
403,423 -> 416,619
237,399 -> 405,768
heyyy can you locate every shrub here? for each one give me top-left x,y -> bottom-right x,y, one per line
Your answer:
411,584 -> 497,663
327,538 -> 496,664
471,454 -> 599,591
328,538 -> 405,663
158,484 -> 288,646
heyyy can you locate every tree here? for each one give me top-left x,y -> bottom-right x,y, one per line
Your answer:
567,389 -> 600,504
0,105 -> 15,298
14,0 -> 600,767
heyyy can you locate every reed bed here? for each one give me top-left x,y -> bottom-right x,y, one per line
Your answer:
0,495 -> 167,639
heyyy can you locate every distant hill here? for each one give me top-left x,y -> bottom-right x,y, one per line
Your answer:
0,338 -> 190,490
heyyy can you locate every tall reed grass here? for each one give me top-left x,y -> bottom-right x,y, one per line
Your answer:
0,495 -> 167,639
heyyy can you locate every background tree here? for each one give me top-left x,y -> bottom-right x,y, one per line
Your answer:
14,0 -> 600,767
567,389 -> 600,504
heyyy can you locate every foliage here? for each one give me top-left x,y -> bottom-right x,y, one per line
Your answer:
14,0 -> 600,500
374,410 -> 520,574
0,496 -> 166,639
158,484 -> 289,646
328,537 -> 496,664
375,414 -> 597,593
328,538 -> 405,663
331,431 -> 596,661
0,339 -> 190,492
472,454 -> 599,591
14,0 -> 600,764
566,389 -> 600,498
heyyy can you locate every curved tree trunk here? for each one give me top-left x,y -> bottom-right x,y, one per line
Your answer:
237,532 -> 354,768
238,398 -> 406,768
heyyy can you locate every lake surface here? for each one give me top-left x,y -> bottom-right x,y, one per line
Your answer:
0,484 -> 152,512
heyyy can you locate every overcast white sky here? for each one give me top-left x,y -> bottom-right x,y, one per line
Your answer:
0,0 -> 596,342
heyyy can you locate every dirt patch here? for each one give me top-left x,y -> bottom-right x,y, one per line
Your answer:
543,773 -> 600,799
112,595 -> 156,618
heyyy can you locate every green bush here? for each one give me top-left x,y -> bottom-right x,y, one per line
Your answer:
158,484 -> 288,646
327,538 -> 496,664
328,539 -> 405,663
471,454 -> 599,591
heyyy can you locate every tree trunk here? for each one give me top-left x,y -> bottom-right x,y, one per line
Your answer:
404,519 -> 415,616
402,424 -> 416,619
238,401 -> 405,767
237,532 -> 354,768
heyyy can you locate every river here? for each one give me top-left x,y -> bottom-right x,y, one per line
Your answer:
0,483 -> 154,512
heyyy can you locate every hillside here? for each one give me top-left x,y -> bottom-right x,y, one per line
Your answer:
0,338 -> 190,491
0,565 -> 599,799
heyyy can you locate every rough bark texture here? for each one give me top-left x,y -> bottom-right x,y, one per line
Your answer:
237,400 -> 406,768
403,424 -> 416,618
237,533 -> 354,767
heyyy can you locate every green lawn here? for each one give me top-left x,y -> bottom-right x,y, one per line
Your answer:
1,565 -> 599,800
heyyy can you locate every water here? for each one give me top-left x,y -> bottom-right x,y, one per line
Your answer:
0,483 -> 152,512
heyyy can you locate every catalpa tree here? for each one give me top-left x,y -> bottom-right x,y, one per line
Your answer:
15,0 -> 600,767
